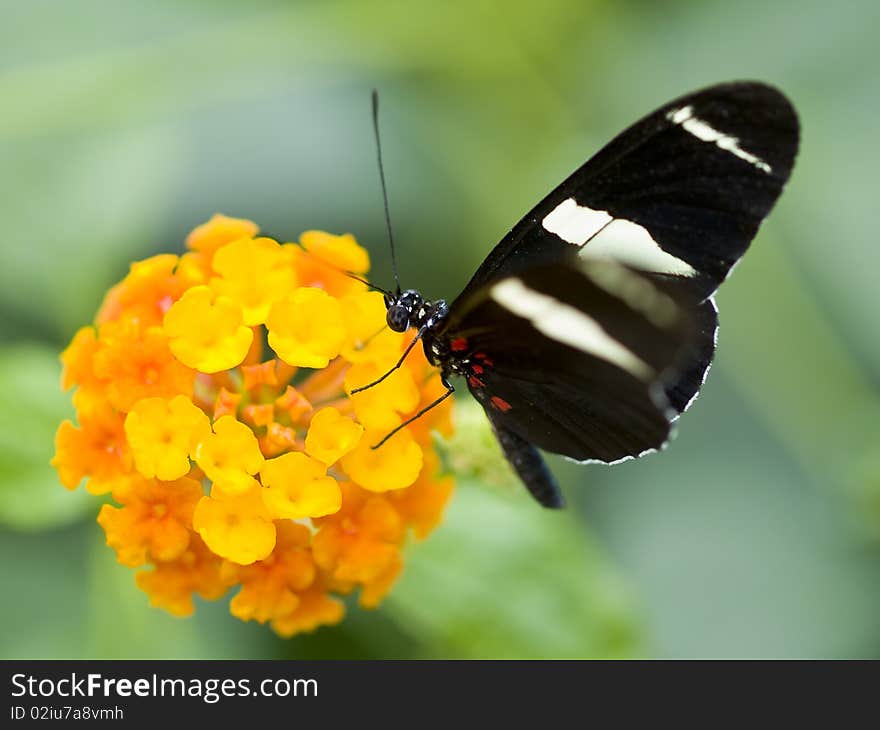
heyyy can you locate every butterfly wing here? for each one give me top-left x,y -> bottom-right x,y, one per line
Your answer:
662,297 -> 718,414
455,81 -> 799,303
431,81 -> 798,506
440,259 -> 698,472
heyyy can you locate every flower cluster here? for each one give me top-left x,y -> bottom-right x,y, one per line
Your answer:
52,215 -> 454,637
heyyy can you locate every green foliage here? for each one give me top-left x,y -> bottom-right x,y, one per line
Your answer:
0,345 -> 95,530
388,486 -> 641,658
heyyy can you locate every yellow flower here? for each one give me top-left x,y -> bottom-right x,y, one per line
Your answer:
341,427 -> 423,492
345,361 -> 420,431
192,484 -> 276,566
194,415 -> 264,495
406,369 -> 455,443
124,395 -> 211,481
260,451 -> 341,519
175,251 -> 213,285
340,290 -> 406,368
186,213 -> 259,256
291,230 -> 369,298
163,285 -> 253,373
267,287 -> 346,368
211,237 -> 297,326
304,407 -> 364,466
98,475 -> 202,566
53,217 -> 456,639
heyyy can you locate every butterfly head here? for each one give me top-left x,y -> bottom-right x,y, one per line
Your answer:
384,289 -> 424,332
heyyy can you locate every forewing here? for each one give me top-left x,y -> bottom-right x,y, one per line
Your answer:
662,297 -> 718,415
457,81 -> 799,302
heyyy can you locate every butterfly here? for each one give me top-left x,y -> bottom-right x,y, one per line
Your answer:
355,82 -> 799,508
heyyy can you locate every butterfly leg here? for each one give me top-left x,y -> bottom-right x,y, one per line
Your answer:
350,325 -> 427,395
371,378 -> 455,449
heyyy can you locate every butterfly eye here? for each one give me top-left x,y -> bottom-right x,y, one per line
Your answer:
386,304 -> 410,332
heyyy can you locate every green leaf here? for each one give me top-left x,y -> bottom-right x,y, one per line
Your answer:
0,343 -> 96,530
386,485 -> 643,658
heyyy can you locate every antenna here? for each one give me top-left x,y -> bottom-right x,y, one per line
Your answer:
372,89 -> 401,295
263,229 -> 394,297
342,270 -> 393,297
297,244 -> 393,297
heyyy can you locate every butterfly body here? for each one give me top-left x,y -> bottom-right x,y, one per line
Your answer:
375,81 -> 799,508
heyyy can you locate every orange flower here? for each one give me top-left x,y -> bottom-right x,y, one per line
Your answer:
270,585 -> 345,638
97,254 -> 204,327
98,475 -> 202,566
52,400 -> 132,495
92,320 -> 195,412
60,326 -> 100,392
313,483 -> 404,585
136,536 -> 234,617
359,552 -> 404,609
390,451 -> 455,540
226,522 -> 316,625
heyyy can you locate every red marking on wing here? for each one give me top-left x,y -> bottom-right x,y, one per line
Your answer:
468,376 -> 485,389
471,364 -> 484,375
474,352 -> 494,366
490,396 -> 512,412
451,337 -> 469,352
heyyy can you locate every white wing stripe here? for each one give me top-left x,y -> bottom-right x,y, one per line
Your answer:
667,105 -> 772,174
578,218 -> 696,277
541,198 -> 611,245
490,278 -> 654,380
542,197 -> 696,277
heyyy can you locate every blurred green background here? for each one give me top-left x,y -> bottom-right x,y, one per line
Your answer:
3,0 -> 880,658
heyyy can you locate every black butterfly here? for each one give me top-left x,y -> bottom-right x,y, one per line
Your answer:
355,82 -> 799,508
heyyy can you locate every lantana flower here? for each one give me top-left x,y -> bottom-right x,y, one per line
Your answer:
52,214 -> 455,637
